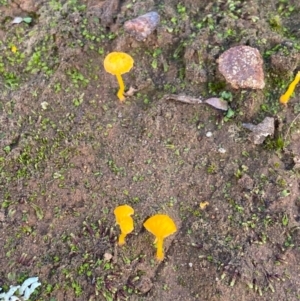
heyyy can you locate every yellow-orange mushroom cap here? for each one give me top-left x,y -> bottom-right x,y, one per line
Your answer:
143,214 -> 177,261
104,52 -> 134,102
114,205 -> 134,246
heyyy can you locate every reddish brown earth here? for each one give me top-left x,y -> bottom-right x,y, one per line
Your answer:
0,0 -> 300,300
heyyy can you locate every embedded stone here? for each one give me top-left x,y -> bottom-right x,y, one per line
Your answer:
218,45 -> 265,89
124,12 -> 160,41
242,117 -> 274,144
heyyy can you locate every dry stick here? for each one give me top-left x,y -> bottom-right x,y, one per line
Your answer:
284,110 -> 300,143
162,94 -> 203,104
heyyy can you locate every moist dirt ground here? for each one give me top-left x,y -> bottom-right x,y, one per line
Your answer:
0,0 -> 300,300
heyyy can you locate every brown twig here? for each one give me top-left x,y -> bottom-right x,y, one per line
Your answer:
162,94 -> 203,104
284,111 -> 300,143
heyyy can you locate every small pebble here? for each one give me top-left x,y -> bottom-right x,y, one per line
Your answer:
104,253 -> 113,261
124,12 -> 160,41
218,147 -> 226,153
206,131 -> 213,137
41,101 -> 49,110
188,262 -> 193,268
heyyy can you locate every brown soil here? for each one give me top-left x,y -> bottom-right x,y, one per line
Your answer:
0,0 -> 300,300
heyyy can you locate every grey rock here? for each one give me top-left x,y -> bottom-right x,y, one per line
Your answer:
242,117 -> 274,144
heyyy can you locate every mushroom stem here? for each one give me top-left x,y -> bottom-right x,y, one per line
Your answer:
118,233 -> 126,246
280,71 -> 300,105
116,73 -> 125,102
156,237 -> 164,261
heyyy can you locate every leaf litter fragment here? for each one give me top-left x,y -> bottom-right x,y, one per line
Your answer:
41,101 -> 49,110
11,17 -> 32,24
124,86 -> 138,97
19,277 -> 39,295
0,277 -> 41,301
11,17 -> 23,24
30,203 -> 44,220
162,94 -> 229,111
162,94 -> 203,104
204,97 -> 229,111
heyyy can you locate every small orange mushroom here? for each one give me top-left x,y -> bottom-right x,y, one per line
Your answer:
280,71 -> 300,105
114,205 -> 134,246
143,214 -> 177,261
104,52 -> 134,102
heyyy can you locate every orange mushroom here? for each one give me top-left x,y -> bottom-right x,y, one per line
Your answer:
280,71 -> 300,105
143,214 -> 177,261
104,52 -> 134,102
114,205 -> 134,246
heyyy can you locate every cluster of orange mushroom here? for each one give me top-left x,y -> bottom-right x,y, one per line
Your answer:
104,49 -> 300,107
114,205 -> 177,261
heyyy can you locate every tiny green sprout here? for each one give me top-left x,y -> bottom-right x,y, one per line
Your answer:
31,203 -> 44,220
45,283 -> 54,294
230,277 -> 236,287
220,90 -> 233,102
73,94 -> 84,107
282,213 -> 289,226
23,17 -> 32,24
3,145 -> 11,154
71,281 -> 83,297
177,3 -> 186,14
268,15 -> 282,32
281,189 -> 290,197
224,108 -> 235,121
207,163 -> 217,174
268,283 -> 275,293
264,136 -> 284,151
207,255 -> 213,262
242,150 -> 249,157
234,168 -> 243,179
